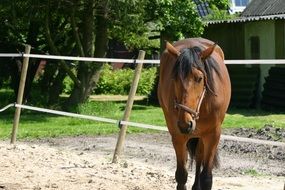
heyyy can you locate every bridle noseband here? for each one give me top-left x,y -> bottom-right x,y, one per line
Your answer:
174,87 -> 206,120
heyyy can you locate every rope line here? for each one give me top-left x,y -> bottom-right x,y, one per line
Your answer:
0,103 -> 284,147
0,53 -> 22,58
15,104 -> 118,124
221,135 -> 285,147
13,104 -> 167,131
0,53 -> 159,64
225,59 -> 285,64
120,120 -> 168,131
1,53 -> 285,64
0,103 -> 15,112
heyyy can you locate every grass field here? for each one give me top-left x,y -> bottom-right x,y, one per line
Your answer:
0,100 -> 285,140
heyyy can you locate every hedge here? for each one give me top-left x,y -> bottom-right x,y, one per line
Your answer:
93,64 -> 157,95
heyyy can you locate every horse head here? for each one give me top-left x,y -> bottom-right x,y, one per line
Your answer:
166,41 -> 216,134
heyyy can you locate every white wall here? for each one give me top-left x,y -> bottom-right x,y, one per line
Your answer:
230,0 -> 251,14
244,20 -> 275,59
244,20 -> 276,103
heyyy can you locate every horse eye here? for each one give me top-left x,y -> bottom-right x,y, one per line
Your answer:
196,76 -> 203,83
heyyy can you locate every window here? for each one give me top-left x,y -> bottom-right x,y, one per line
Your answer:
235,0 -> 249,6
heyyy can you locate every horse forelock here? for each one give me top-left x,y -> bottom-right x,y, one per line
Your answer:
172,46 -> 221,94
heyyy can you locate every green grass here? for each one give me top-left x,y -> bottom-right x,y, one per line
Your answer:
223,109 -> 285,129
0,101 -> 166,140
243,169 -> 263,176
0,100 -> 284,140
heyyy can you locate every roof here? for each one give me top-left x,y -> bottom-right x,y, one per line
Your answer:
207,14 -> 285,24
207,0 -> 285,24
241,0 -> 285,17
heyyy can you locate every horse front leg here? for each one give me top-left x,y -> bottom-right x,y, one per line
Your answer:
172,136 -> 189,190
199,134 -> 220,190
191,160 -> 202,190
191,139 -> 203,190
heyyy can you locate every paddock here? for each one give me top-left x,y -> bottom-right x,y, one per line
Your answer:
0,133 -> 284,190
0,50 -> 284,148
0,50 -> 284,190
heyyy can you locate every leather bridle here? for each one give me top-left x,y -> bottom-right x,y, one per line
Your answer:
174,87 -> 206,120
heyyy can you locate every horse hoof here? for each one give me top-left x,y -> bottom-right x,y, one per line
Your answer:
177,184 -> 187,190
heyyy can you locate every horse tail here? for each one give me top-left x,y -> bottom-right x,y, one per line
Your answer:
213,150 -> 220,168
187,138 -> 199,168
187,138 -> 220,168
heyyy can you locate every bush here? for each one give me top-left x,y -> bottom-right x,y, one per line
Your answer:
63,76 -> 74,94
94,64 -> 157,95
0,89 -> 15,109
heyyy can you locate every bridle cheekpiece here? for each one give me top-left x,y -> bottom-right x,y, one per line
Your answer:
174,87 -> 206,120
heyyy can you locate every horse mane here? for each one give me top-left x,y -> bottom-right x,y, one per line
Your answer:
172,46 -> 221,94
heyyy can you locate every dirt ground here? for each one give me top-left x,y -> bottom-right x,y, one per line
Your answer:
0,132 -> 284,190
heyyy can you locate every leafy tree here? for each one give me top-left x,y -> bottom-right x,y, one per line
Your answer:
0,0 -> 229,109
149,1 -> 204,38
208,0 -> 229,10
206,0 -> 234,20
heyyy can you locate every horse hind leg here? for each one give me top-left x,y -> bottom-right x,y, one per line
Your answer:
191,159 -> 202,190
199,167 -> 213,190
200,151 -> 219,190
187,138 -> 203,190
187,137 -> 219,190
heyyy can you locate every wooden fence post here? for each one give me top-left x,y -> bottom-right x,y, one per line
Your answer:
112,50 -> 145,163
11,45 -> 31,144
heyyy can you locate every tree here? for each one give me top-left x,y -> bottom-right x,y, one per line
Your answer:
0,0 -> 229,109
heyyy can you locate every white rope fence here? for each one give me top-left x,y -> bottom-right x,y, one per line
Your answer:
0,104 -> 15,112
1,53 -> 285,64
15,104 -> 168,131
0,103 -> 168,131
0,103 -> 284,147
1,51 -> 285,147
0,53 -> 159,64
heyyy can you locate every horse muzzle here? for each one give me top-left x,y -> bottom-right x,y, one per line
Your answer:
177,119 -> 196,134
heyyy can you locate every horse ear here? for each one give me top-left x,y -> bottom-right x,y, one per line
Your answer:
200,44 -> 216,60
166,41 -> 181,57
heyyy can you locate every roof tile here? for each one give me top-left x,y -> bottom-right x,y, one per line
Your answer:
241,0 -> 285,17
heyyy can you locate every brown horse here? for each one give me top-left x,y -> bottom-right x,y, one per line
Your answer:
158,38 -> 231,190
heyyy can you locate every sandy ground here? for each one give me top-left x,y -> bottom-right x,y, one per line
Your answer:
0,133 -> 284,190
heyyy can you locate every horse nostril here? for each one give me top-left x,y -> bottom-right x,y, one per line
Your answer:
177,120 -> 196,134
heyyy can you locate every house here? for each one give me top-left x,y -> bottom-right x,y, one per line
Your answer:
229,0 -> 251,14
203,0 -> 285,110
194,0 -> 251,17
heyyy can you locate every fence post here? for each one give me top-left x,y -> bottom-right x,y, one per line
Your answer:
112,50 -> 145,163
11,45 -> 31,144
